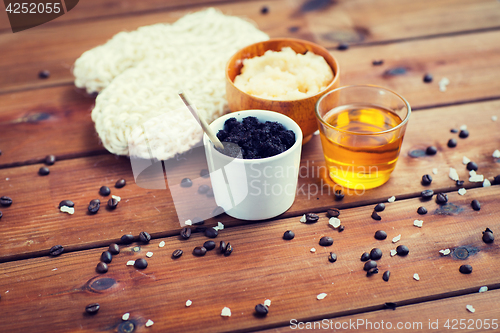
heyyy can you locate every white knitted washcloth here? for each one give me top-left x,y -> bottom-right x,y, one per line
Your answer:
73,8 -> 268,160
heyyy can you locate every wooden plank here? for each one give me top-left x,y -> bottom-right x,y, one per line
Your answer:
265,289 -> 500,332
0,186 -> 499,332
1,100 -> 499,260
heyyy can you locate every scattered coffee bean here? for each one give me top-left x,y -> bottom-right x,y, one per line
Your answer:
180,178 -> 193,188
193,246 -> 207,257
372,60 -> 384,66
425,146 -> 437,155
134,258 -> 148,269
139,231 -> 151,243
88,199 -> 100,214
494,175 -> 500,185
260,5 -> 269,14
305,213 -> 319,223
96,262 -> 108,274
115,179 -> 126,188
361,252 -> 370,262
85,303 -> 100,315
120,234 -> 134,244
382,271 -> 390,282
192,217 -> 205,225
450,128 -> 458,133
206,188 -> 214,197
337,43 -> 349,50
447,138 -> 457,148
319,236 -> 333,246
0,196 -> 12,207
224,243 -> 233,256
212,206 -> 225,217
421,189 -> 434,200
334,189 -> 344,200
44,155 -> 56,165
417,206 -> 428,215
255,304 -> 269,316
288,26 -> 300,33
49,244 -> 64,256
220,241 -> 227,254
106,198 -> 118,210
200,169 -> 210,178
172,249 -> 183,259
482,230 -> 494,244
436,193 -> 448,204
466,161 -> 478,171
99,186 -> 111,196
58,200 -> 74,208
456,180 -> 464,187
0,211 -> 2,219
101,251 -> 112,263
459,129 -> 469,138
283,230 -> 295,240
196,226 -> 206,233
485,227 -> 493,233
471,199 -> 481,211
396,245 -> 409,256
366,267 -> 379,276
203,241 -> 216,251
180,227 -> 192,240
327,208 -> 340,218
370,248 -> 383,260
423,73 -> 433,83
364,260 -> 377,271
38,167 -> 50,176
374,230 -> 387,240
328,252 -> 337,263
198,185 -> 210,194
108,243 -> 120,255
204,228 -> 218,238
338,225 -> 345,232
374,203 -> 385,212
38,70 -> 50,79
371,211 -> 382,221
421,174 -> 433,186
459,264 -> 472,274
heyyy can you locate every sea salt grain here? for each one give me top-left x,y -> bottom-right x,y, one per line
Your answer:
122,313 -> 130,320
469,174 -> 484,182
185,219 -> 192,226
264,299 -> 271,307
126,260 -> 135,266
493,150 -> 500,158
317,293 -> 327,300
462,156 -> 471,165
413,273 -> 420,281
60,206 -> 74,215
483,179 -> 491,187
469,170 -> 476,177
439,249 -> 451,256
300,215 -> 307,223
390,249 -> 397,257
432,168 -> 438,175
146,252 -> 153,258
221,307 -> 231,317
145,319 -> 154,327
310,248 -> 316,253
186,300 -> 192,307
388,196 -> 396,203
439,78 -> 450,92
111,195 -> 121,202
329,217 -> 341,229
460,125 -> 467,131
449,168 -> 459,181
217,222 -> 224,230
466,305 -> 475,313
392,234 -> 401,243
159,241 -> 165,248
479,286 -> 488,293
458,188 -> 467,195
413,220 -> 424,228
492,116 -> 498,121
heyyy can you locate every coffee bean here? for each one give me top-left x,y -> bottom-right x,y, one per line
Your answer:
334,189 -> 344,200
38,70 -> 50,79
224,243 -> 233,256
372,60 -> 384,66
85,303 -> 100,315
96,262 -> 108,274
204,228 -> 218,238
319,236 -> 333,246
193,246 -> 207,257
180,227 -> 192,240
283,230 -> 295,240
423,73 -> 433,83
255,304 -> 269,316
364,260 -> 377,271
44,155 -> 56,165
0,196 -> 12,207
198,185 -> 210,194
374,203 -> 385,212
134,258 -> 148,269
447,138 -> 457,148
0,211 -> 2,219
327,208 -> 340,218
374,230 -> 387,240
425,146 -> 437,155
370,248 -> 383,260
172,249 -> 183,258
107,198 -> 118,209
203,241 -> 216,251
108,243 -> 120,255
305,213 -> 319,223
459,264 -> 472,274
436,193 -> 448,204
366,267 -> 379,276
206,188 -> 214,197
180,178 -> 193,188
58,200 -> 74,208
192,217 -> 205,225
49,244 -> 64,256
482,231 -> 494,244
421,174 -> 432,186
459,129 -> 469,138
200,169 -> 210,178
101,251 -> 112,263
361,252 -> 370,262
421,189 -> 434,200
382,271 -> 390,282
338,225 -> 345,232
456,180 -> 464,187
212,206 -> 224,217
328,252 -> 337,263
99,186 -> 110,196
396,245 -> 409,256
288,26 -> 300,33
120,234 -> 134,244
260,5 -> 269,14
417,206 -> 428,215
38,167 -> 50,176
115,179 -> 126,188
371,211 -> 381,221
337,43 -> 349,51
485,227 -> 493,233
494,175 -> 500,185
88,199 -> 100,214
220,241 -> 227,254
139,231 -> 151,243
466,161 -> 478,171
450,128 -> 458,133
471,199 -> 481,211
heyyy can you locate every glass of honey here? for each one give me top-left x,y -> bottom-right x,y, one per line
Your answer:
315,85 -> 411,190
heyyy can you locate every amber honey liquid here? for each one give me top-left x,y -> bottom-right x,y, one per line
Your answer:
319,104 -> 404,189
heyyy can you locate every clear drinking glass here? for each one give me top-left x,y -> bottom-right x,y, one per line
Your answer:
315,85 -> 411,190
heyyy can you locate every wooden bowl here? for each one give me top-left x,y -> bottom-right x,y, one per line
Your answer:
226,38 -> 340,142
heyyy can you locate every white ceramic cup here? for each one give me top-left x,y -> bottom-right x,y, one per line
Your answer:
203,110 -> 303,220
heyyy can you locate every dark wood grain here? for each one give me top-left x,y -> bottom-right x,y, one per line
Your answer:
0,186 -> 499,332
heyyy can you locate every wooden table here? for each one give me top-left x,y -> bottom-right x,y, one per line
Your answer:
1,0 -> 500,332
